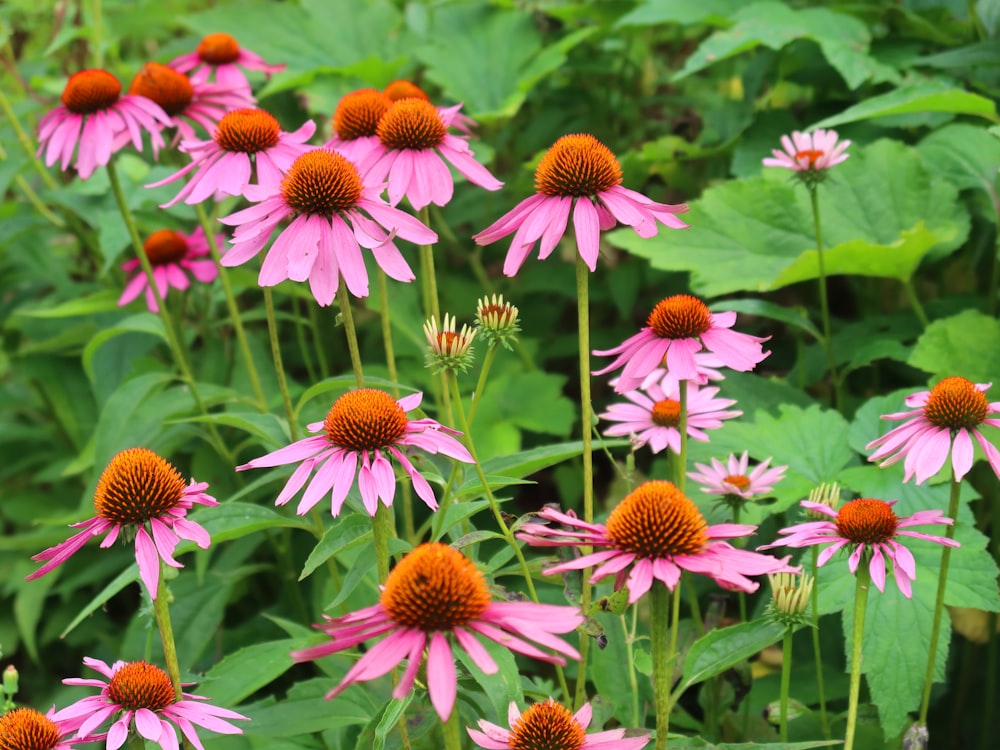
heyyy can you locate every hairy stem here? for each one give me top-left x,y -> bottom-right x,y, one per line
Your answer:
844,564 -> 871,750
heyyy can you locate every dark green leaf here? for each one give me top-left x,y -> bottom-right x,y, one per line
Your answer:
678,619 -> 787,691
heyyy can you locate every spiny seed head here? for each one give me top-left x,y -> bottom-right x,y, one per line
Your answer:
424,314 -> 476,374
107,661 -> 175,712
332,88 -> 392,141
508,699 -> 586,750
835,499 -> 898,545
214,108 -> 281,152
475,294 -> 520,350
93,448 -> 186,525
646,294 -> 713,340
197,33 -> 241,65
0,707 -> 62,750
376,99 -> 446,151
384,80 -> 430,102
323,389 -> 408,452
61,69 -> 121,114
606,480 -> 708,559
924,376 -> 989,431
143,230 -> 189,265
281,149 -> 362,215
650,399 -> 681,427
534,134 -> 622,198
128,62 -> 193,116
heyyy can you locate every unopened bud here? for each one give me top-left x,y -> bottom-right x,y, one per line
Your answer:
474,294 -> 520,350
424,314 -> 476,374
3,664 -> 18,697
767,572 -> 814,627
804,481 -> 840,520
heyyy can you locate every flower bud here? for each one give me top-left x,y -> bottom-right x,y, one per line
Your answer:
424,314 -> 476,374
474,294 -> 520,350
804,481 -> 840,520
3,664 -> 18,699
766,572 -> 814,627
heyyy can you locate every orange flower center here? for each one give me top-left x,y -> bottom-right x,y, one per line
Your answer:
606,480 -> 709,558
794,149 -> 824,165
534,134 -> 622,198
323,389 -> 408,452
376,99 -> 446,150
924,376 -> 989,431
0,707 -> 62,750
107,661 -> 176,712
332,88 -> 392,141
61,69 -> 121,114
93,447 -> 186,525
651,399 -> 681,427
384,80 -> 430,102
646,294 -> 713,339
143,230 -> 189,265
380,542 -> 491,631
281,149 -> 363,215
197,33 -> 241,65
508,699 -> 586,750
128,62 -> 193,116
214,108 -> 281,152
834,499 -> 899,545
724,475 -> 751,491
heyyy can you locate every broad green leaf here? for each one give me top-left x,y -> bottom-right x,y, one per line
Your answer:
665,740 -> 841,749
915,41 -> 1000,68
478,441 -> 626,481
590,613 -> 654,726
201,638 -> 313,706
811,81 -> 999,129
176,503 -> 312,555
14,567 -> 56,661
61,565 -> 139,638
454,632 -> 523,724
616,0 -> 739,27
710,298 -> 821,340
918,124 -> 1000,215
299,514 -> 372,581
15,290 -> 120,318
373,693 -> 413,750
677,619 -> 787,692
238,678 -> 370,736
82,313 -> 167,382
180,412 -> 290,446
907,309 -> 1000,383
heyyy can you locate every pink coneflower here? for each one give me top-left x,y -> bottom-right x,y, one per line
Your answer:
468,699 -> 649,750
518,481 -> 797,604
36,69 -> 170,180
763,128 -> 851,174
219,147 -> 437,304
292,543 -> 583,721
53,658 -> 247,750
866,377 -> 1000,483
169,32 -> 284,90
354,98 -> 502,210
0,706 -> 92,749
758,498 -> 959,598
383,79 -> 477,134
592,294 -> 770,393
689,451 -> 787,500
473,134 -> 688,275
323,88 -> 393,162
642,353 -> 725,395
237,389 -> 473,516
599,380 -> 741,454
26,448 -> 215,598
147,108 -> 315,207
118,227 -> 220,313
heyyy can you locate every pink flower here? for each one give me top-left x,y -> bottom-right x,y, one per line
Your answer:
53,658 -> 247,750
292,543 -> 583,722
26,448 -> 215,598
169,32 -> 284,90
237,389 -> 473,516
323,88 -> 393,163
688,451 -> 787,499
644,354 -> 725,395
599,380 -> 741,454
118,227 -> 220,313
763,128 -> 850,173
383,79 -> 478,134
592,294 -> 770,393
36,69 -> 170,180
474,133 -> 688,275
758,498 -> 959,598
354,98 -> 502,211
0,706 -> 94,749
518,481 -> 797,604
468,700 -> 649,750
147,108 -> 315,207
866,376 -> 1000,483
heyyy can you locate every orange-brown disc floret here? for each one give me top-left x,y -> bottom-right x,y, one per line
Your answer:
924,376 -> 989,431
724,475 -> 751,491
323,389 -> 408,452
376,99 -> 446,151
143,230 -> 189,265
651,399 -> 681,427
834,499 -> 899,545
384,80 -> 430,102
214,108 -> 281,152
281,150 -> 363,215
332,89 -> 392,141
61,69 -> 121,114
197,33 -> 241,65
606,480 -> 709,559
647,294 -> 713,339
93,447 -> 186,525
534,134 -> 622,198
380,542 -> 491,631
508,699 -> 586,750
0,707 -> 62,750
794,149 -> 824,166
129,62 -> 193,116
107,662 -> 176,712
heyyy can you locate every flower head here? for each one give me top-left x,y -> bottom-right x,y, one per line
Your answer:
382,79 -> 477,134
118,227 -> 221,312
292,543 -> 583,721
0,707 -> 90,750
169,32 -> 284,90
866,377 -> 1000,483
237,389 -> 473,516
688,451 -> 787,501
593,294 -> 770,392
26,447 -> 216,598
763,129 -> 850,186
758,498 -> 959,598
473,133 -> 688,275
219,147 -> 437,304
518,480 -> 797,604
324,88 -> 393,162
599,380 -> 741,455
37,69 -> 170,180
53,658 -> 247,750
468,699 -> 649,750
475,294 -> 521,350
766,572 -> 814,627
424,314 -> 477,374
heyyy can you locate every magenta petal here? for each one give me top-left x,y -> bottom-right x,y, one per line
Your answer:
427,631 -> 457,721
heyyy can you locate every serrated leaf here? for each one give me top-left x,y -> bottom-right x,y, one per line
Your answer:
678,619 -> 787,692
300,514 -> 372,581
176,503 -> 313,556
238,678 -> 370,736
907,309 -> 1000,383
811,81 -> 999,129
918,124 -> 1000,212
201,638 -> 313,706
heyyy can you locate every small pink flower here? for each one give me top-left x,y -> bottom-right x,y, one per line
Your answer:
758,498 -> 959,598
36,69 -> 170,180
689,451 -> 787,500
237,389 -> 473,516
53,658 -> 247,750
762,129 -> 850,172
866,376 -> 1000,483
0,706 -> 93,749
26,448 -> 215,598
518,481 -> 797,604
593,294 -> 770,393
644,354 -> 725,395
169,32 -> 284,91
383,79 -> 478,134
468,699 -> 649,749
119,227 -> 220,313
219,147 -> 437,304
292,543 -> 583,722
323,88 -> 393,163
474,133 -> 688,275
600,380 -> 741,454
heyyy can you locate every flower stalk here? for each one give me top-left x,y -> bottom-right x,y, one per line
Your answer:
575,254 -> 595,709
844,562 -> 871,750
652,581 -> 681,750
811,545 -> 830,738
337,283 -> 365,389
153,561 -> 183,701
808,185 -> 842,409
779,628 -> 793,741
262,288 -> 297,440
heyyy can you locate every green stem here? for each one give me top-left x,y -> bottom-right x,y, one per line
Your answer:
14,173 -> 66,227
467,344 -> 498,429
625,607 -> 641,729
808,186 -> 842,410
89,0 -> 103,67
153,562 -> 183,701
844,563 -> 871,750
263,288 -> 297,441
0,85 -> 61,191
129,735 -> 146,749
810,545 -> 830,739
652,582 -> 682,750
441,705 -> 463,750
308,301 -> 330,379
293,296 -> 319,385
373,504 -> 392,584
918,475 -> 962,723
902,279 -> 931,328
337,284 -> 365,388
779,629 -> 793,742
377,268 -> 400,391
575,255 -> 594,710
676,379 -> 688,493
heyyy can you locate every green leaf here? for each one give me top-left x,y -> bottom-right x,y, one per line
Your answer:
665,740 -> 842,749
15,290 -> 121,318
915,41 -> 1000,68
176,503 -> 313,555
15,569 -> 56,662
677,619 -> 787,692
294,375 -> 408,426
373,693 -> 413,750
918,124 -> 1000,215
590,613 -> 654,725
454,633 -> 523,724
907,309 -> 1000,383
478,441 -> 625,481
82,313 -> 167,382
710,298 -> 821,340
61,565 -> 139,638
179,412 -> 290,446
616,0 -> 739,27
201,638 -> 313,706
239,678 -> 370,736
811,81 -> 1000,129
299,514 -> 372,581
